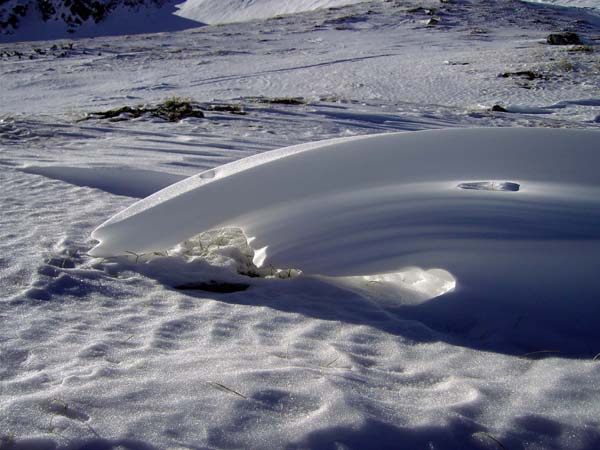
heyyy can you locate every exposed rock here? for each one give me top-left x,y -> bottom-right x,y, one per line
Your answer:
82,98 -> 205,122
246,96 -> 307,105
206,103 -> 247,115
547,32 -> 582,45
491,104 -> 508,112
499,70 -> 545,81
0,0 -> 166,34
175,280 -> 250,293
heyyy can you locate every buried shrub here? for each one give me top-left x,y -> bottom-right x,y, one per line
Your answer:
81,98 -> 253,122
246,96 -> 307,105
206,103 -> 247,115
82,97 -> 205,122
153,97 -> 205,121
499,70 -> 546,81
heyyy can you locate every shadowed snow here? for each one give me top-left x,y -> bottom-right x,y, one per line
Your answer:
22,166 -> 185,198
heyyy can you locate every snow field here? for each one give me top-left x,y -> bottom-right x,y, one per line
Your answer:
1,0 -> 600,449
175,0 -> 372,25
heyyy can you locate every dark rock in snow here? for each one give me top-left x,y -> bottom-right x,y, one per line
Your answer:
546,32 -> 582,45
175,280 -> 250,293
491,104 -> 508,112
500,70 -> 545,81
0,0 -> 168,35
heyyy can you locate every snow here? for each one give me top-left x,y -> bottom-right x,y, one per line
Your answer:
0,2 -> 202,43
2,0 -> 600,448
525,0 -> 600,11
90,127 -> 600,352
175,0 -> 370,25
22,165 -> 186,198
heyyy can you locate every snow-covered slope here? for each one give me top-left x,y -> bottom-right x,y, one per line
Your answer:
3,0 -> 600,42
0,0 -> 368,40
2,0 -> 600,448
0,0 -> 201,41
175,0 -> 369,25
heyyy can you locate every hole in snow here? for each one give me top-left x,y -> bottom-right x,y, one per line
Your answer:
324,267 -> 456,305
458,181 -> 520,192
198,170 -> 216,179
92,228 -> 302,291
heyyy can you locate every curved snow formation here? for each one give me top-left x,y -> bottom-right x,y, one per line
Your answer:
175,0 -> 369,25
91,128 -> 600,330
524,0 -> 600,10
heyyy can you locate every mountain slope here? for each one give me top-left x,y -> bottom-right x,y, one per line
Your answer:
0,0 -> 200,41
174,0 -> 370,25
0,0 -> 369,41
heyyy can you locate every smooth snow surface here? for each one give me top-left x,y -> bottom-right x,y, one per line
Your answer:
175,0 -> 368,24
90,128 -> 600,267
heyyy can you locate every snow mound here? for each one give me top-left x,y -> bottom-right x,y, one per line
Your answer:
525,0 -> 600,10
175,0 -> 368,25
90,128 -> 600,343
90,127 -> 600,266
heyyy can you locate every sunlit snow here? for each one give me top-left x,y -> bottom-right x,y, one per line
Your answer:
2,0 -> 600,449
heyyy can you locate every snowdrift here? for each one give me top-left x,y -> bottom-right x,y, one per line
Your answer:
524,0 -> 600,10
91,128 -> 600,344
175,0 -> 368,25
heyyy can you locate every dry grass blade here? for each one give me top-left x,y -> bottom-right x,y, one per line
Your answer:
473,431 -> 508,450
321,356 -> 340,368
207,381 -> 247,399
520,350 -> 560,359
84,422 -> 102,438
593,353 -> 600,361
124,251 -> 142,263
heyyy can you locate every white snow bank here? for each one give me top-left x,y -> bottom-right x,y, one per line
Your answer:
175,0 -> 368,24
90,128 -> 600,264
90,128 -> 600,344
525,0 -> 600,10
22,166 -> 185,198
